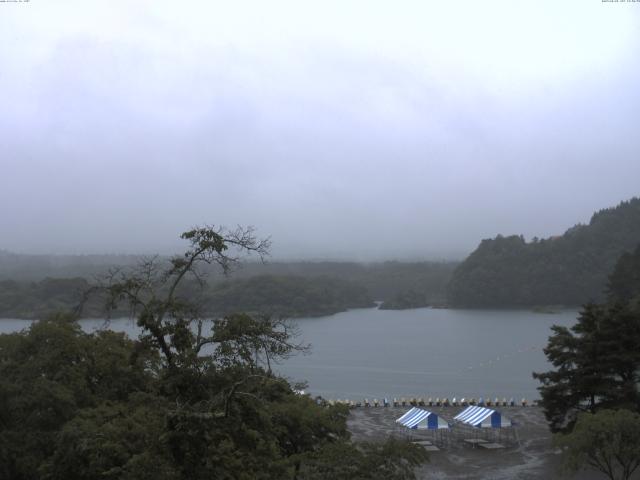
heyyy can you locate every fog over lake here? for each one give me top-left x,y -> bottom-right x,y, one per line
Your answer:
0,307 -> 577,400
2,1 -> 639,260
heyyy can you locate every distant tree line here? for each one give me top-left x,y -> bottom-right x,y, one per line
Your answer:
0,275 -> 372,320
448,198 -> 640,307
202,275 -> 373,318
0,262 -> 456,319
0,277 -> 95,319
379,290 -> 430,310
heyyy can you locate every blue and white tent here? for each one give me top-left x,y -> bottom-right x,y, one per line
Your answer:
396,407 -> 450,430
453,405 -> 512,428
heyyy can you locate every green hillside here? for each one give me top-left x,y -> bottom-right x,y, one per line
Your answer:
448,197 -> 640,307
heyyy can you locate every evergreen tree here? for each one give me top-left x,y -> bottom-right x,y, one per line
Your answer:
608,244 -> 640,307
534,245 -> 640,432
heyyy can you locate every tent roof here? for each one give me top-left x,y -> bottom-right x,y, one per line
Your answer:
454,405 -> 512,428
396,407 -> 449,430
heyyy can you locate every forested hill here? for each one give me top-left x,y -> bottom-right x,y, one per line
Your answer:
448,197 -> 640,307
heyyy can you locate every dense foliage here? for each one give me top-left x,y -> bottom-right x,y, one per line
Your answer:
533,303 -> 640,432
448,197 -> 640,307
533,244 -> 640,433
0,275 -> 372,320
0,262 -> 456,319
0,253 -> 458,305
556,409 -> 640,480
0,227 -> 428,479
607,244 -> 640,308
204,275 -> 373,317
379,290 -> 429,310
343,261 -> 454,307
0,314 -> 426,479
0,277 -> 87,319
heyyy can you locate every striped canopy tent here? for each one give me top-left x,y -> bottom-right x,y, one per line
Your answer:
396,407 -> 450,430
454,405 -> 512,428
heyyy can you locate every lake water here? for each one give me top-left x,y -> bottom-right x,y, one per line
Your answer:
0,307 -> 578,401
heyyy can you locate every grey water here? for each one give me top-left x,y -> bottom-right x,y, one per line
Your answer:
0,307 -> 578,401
275,307 -> 577,401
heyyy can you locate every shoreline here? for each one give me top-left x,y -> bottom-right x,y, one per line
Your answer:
348,406 -> 607,480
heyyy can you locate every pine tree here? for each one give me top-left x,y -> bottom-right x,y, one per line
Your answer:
533,245 -> 640,432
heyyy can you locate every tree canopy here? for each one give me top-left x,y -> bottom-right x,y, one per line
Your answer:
557,409 -> 640,480
533,243 -> 640,433
0,226 -> 428,479
448,197 -> 640,307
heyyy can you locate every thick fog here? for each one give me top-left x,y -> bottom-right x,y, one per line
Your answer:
1,1 -> 639,260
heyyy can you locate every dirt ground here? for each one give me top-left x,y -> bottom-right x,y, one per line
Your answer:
347,406 -> 637,480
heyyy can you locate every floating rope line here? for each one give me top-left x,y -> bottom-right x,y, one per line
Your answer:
462,345 -> 539,373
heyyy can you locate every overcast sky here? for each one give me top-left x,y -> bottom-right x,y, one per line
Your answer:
1,1 -> 639,260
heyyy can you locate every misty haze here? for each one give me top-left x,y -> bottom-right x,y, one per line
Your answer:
1,2 -> 640,480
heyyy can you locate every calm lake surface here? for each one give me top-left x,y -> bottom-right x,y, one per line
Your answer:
0,307 -> 578,401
